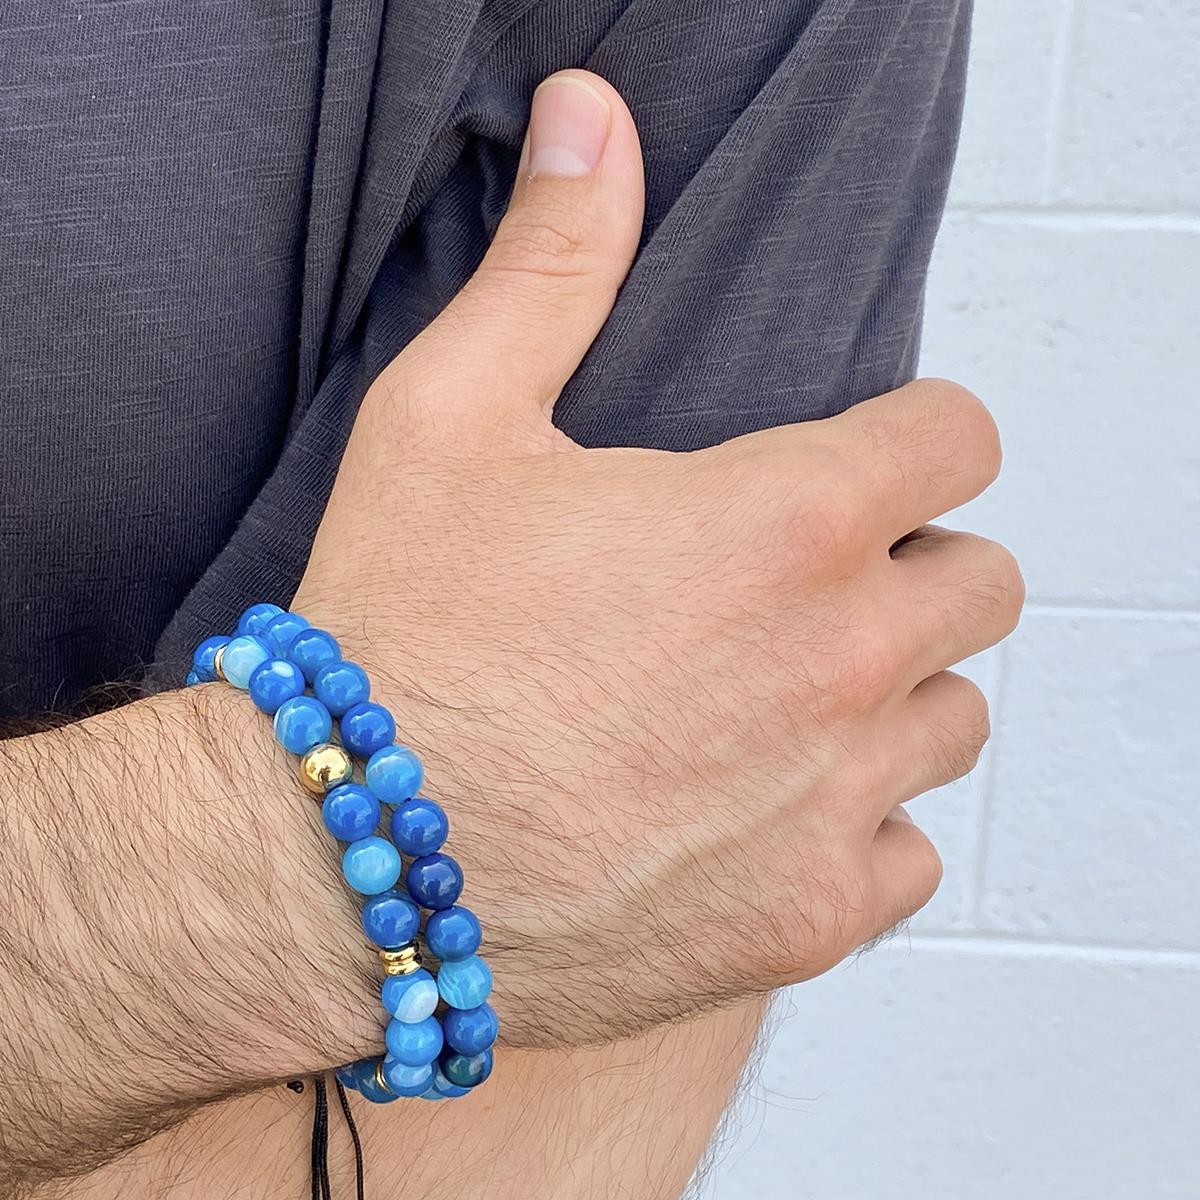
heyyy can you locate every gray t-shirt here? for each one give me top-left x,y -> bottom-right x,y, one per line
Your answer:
0,0 -> 970,720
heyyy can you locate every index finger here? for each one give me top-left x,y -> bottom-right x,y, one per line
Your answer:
816,378 -> 1002,542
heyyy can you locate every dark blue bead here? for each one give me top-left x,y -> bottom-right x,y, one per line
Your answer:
361,889 -> 420,948
406,853 -> 464,910
273,695 -> 333,754
424,906 -> 482,961
322,784 -> 381,842
334,1063 -> 359,1091
247,658 -> 306,715
185,670 -> 202,686
236,602 -> 284,638
191,635 -> 231,683
286,627 -> 341,683
439,1048 -> 493,1090
340,702 -> 396,757
351,1058 -> 398,1104
442,1004 -> 499,1056
314,661 -> 371,717
390,797 -> 449,857
262,611 -> 310,658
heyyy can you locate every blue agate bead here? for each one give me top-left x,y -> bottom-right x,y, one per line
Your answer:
273,695 -> 333,754
437,955 -> 493,1010
439,1048 -> 493,1090
314,661 -> 370,717
334,1063 -> 359,1091
286,627 -> 340,683
390,797 -> 449,857
342,836 -> 401,895
185,670 -> 201,686
365,745 -> 424,804
432,1066 -> 471,1098
322,784 -> 381,842
424,906 -> 482,962
340,702 -> 396,757
262,611 -> 310,658
247,658 -> 306,714
381,969 -> 439,1023
361,889 -> 420,948
191,635 -> 231,682
385,1015 -> 444,1066
442,1003 -> 499,1056
221,635 -> 272,689
350,1058 -> 398,1104
420,1088 -> 450,1101
236,602 -> 284,638
406,852 -> 463,910
381,1057 -> 435,1098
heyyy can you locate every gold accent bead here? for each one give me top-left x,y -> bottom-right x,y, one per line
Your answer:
374,1060 -> 394,1096
298,743 -> 355,795
212,643 -> 228,682
379,943 -> 422,976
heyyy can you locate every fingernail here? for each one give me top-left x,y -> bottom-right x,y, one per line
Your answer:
527,75 -> 611,178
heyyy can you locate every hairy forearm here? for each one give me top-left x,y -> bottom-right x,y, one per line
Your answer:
0,684 -> 381,1192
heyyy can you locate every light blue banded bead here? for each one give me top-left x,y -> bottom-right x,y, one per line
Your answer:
351,1058 -> 398,1104
432,1066 -> 471,1098
221,635 -> 271,689
424,906 -> 482,962
341,835 -> 401,895
406,852 -> 463,910
340,702 -> 396,757
390,797 -> 449,857
236,602 -> 284,638
381,968 -> 439,1023
322,783 -> 380,842
442,1003 -> 499,1056
247,658 -> 306,715
385,1015 -> 444,1067
185,670 -> 201,686
361,889 -> 420,948
381,1057 -> 435,1098
286,627 -> 341,683
437,954 -> 492,1010
365,745 -> 424,804
314,660 -> 370,717
262,611 -> 310,658
191,635 -> 231,682
439,1048 -> 493,1090
272,695 -> 333,754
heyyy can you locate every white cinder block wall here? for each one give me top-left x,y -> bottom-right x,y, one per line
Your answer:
705,3 -> 1200,1197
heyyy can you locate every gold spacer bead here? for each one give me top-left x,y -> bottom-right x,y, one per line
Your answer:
374,1059 -> 395,1096
378,943 -> 422,976
212,643 -> 228,682
298,743 -> 354,795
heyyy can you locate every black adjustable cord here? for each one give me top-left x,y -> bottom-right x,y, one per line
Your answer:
289,1076 -> 365,1200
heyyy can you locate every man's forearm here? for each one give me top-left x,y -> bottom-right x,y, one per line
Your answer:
0,683 -> 380,1191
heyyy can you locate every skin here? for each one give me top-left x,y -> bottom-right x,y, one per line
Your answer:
0,72 -> 1023,1199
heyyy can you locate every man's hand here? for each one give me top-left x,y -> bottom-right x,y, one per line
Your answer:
294,70 -> 1024,1046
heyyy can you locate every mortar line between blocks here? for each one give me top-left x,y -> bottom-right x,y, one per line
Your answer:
1040,0 -> 1077,203
963,640 -> 1010,926
908,931 -> 1200,970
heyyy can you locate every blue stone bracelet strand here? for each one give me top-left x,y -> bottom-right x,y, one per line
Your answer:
187,603 -> 498,1104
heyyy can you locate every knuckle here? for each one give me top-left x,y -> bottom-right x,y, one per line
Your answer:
485,203 -> 601,283
934,676 -> 992,778
903,832 -> 945,913
912,376 -> 1003,482
833,617 -> 903,708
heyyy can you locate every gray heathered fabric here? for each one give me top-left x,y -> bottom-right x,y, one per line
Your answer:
0,0 -> 970,718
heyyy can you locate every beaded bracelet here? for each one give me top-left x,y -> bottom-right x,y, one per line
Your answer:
186,602 -> 497,1103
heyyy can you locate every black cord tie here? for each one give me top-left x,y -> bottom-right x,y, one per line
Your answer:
289,1076 -> 366,1200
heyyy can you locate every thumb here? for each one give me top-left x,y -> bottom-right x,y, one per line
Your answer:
377,70 -> 645,442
